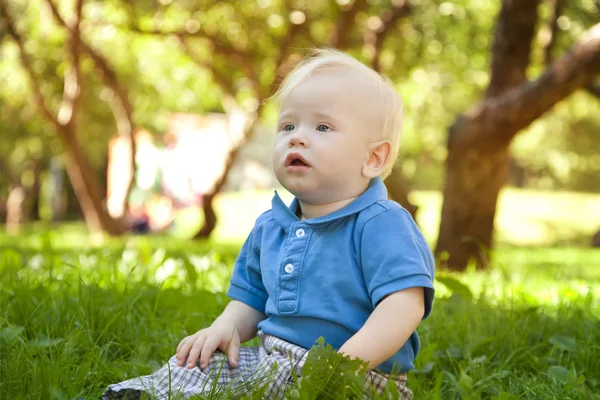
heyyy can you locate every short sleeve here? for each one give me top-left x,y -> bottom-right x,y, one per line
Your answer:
226,227 -> 268,314
360,208 -> 435,319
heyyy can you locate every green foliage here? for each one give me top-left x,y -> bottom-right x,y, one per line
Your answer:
1,0 -> 599,201
293,337 -> 368,399
511,92 -> 600,192
434,275 -> 473,301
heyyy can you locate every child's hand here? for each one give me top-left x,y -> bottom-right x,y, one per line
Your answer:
176,322 -> 241,370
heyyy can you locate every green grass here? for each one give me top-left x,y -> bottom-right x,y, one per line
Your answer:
1,188 -> 600,399
1,238 -> 599,399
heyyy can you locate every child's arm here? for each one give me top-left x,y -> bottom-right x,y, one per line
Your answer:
176,300 -> 266,369
338,287 -> 424,370
178,216 -> 269,370
213,299 -> 266,342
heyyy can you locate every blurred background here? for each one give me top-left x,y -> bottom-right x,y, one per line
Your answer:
1,0 -> 599,271
3,3 -> 600,397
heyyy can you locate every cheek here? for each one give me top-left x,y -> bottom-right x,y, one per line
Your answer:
271,149 -> 280,169
326,144 -> 368,172
272,140 -> 285,165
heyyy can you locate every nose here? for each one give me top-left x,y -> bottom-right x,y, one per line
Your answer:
288,129 -> 307,148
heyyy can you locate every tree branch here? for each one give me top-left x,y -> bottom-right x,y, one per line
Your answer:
542,0 -> 564,65
329,0 -> 368,49
74,0 -> 83,21
128,23 -> 252,58
126,23 -> 261,99
0,1 -> 61,132
193,114 -> 260,239
56,0 -> 84,129
270,2 -> 309,99
487,0 -> 541,98
364,0 -> 411,72
587,83 -> 600,99
178,37 -> 239,114
456,23 -> 600,149
0,158 -> 21,188
129,25 -> 229,45
45,0 -> 68,26
46,0 -> 135,139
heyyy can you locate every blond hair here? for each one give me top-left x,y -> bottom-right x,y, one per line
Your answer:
272,48 -> 404,179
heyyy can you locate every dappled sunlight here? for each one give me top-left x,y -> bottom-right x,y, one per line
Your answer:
434,248 -> 600,309
2,188 -> 599,249
1,0 -> 599,397
495,189 -> 600,246
210,188 -> 600,247
411,188 -> 600,247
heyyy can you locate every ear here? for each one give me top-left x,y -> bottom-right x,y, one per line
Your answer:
362,140 -> 391,178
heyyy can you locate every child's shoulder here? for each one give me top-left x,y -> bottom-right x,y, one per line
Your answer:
358,199 -> 415,225
253,209 -> 275,228
250,199 -> 416,233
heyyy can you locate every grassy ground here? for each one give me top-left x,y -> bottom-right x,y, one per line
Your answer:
1,188 -> 599,399
2,187 -> 599,249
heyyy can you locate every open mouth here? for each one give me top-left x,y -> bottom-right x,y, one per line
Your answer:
290,159 -> 308,167
285,153 -> 310,168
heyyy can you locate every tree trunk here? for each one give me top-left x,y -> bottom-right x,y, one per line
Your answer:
436,0 -> 540,270
0,157 -> 20,226
28,163 -> 42,221
61,129 -> 126,234
1,0 -> 131,236
385,165 -> 418,219
193,116 -> 258,240
6,185 -> 25,234
64,178 -> 83,220
0,195 -> 7,223
592,230 -> 600,247
49,157 -> 66,221
195,193 -> 217,238
436,16 -> 600,271
437,139 -> 510,269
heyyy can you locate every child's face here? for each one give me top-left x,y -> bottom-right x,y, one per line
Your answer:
273,69 -> 384,205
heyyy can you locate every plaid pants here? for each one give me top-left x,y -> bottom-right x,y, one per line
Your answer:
102,332 -> 413,399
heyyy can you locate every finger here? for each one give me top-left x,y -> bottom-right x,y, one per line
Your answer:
199,336 -> 222,369
176,336 -> 193,364
187,335 -> 207,369
226,336 -> 240,368
176,335 -> 189,354
176,337 -> 192,366
185,335 -> 208,369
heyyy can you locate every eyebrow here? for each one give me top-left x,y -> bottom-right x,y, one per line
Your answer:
313,111 -> 339,122
277,111 -> 295,121
277,110 -> 340,124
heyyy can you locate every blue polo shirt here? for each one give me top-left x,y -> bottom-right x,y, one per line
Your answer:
227,177 -> 435,373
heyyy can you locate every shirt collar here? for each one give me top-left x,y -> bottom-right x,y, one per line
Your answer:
271,177 -> 388,228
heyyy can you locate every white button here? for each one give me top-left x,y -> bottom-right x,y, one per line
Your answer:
295,229 -> 305,237
284,263 -> 294,273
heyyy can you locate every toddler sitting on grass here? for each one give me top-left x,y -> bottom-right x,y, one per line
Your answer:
103,48 -> 435,399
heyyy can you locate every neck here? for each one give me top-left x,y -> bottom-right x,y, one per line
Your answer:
297,196 -> 359,220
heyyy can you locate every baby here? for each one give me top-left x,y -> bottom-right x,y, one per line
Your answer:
103,48 -> 435,399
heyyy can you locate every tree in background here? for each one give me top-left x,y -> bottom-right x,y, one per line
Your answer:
1,0 -> 418,236
436,0 -> 600,270
1,0 -> 598,269
0,0 -> 136,235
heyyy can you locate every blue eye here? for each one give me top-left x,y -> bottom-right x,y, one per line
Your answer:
283,124 -> 294,132
317,125 -> 330,132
